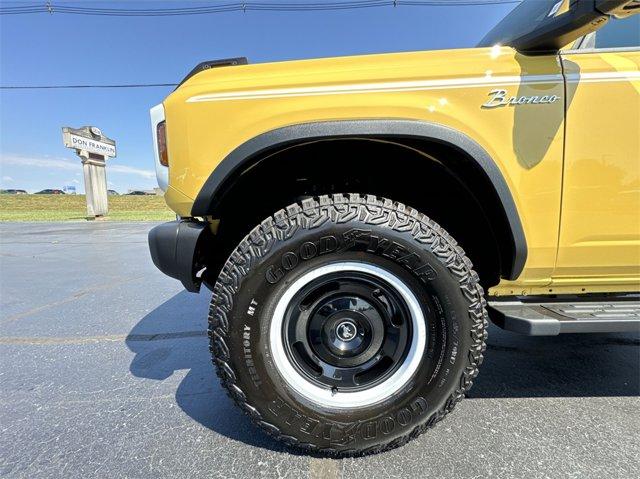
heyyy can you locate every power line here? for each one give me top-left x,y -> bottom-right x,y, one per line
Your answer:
0,0 -> 521,89
0,1 -> 521,16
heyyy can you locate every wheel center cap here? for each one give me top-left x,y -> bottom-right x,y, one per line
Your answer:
335,320 -> 357,342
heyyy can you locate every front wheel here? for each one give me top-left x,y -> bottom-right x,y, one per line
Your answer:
209,194 -> 487,456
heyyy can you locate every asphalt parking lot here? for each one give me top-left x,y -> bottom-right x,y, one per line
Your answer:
1,222 -> 638,478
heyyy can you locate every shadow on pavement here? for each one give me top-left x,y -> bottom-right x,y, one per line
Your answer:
126,292 -> 640,446
470,327 -> 639,399
125,290 -> 288,453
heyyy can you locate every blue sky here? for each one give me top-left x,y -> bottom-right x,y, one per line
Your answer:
0,0 -> 515,193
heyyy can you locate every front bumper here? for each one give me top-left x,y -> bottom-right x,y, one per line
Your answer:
148,219 -> 209,292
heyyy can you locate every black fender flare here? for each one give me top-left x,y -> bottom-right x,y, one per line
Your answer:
191,119 -> 527,279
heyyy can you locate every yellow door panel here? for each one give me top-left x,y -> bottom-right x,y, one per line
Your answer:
556,50 -> 640,286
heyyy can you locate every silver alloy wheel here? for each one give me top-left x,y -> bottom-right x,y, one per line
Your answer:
270,261 -> 427,409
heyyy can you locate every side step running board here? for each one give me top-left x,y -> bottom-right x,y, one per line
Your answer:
488,297 -> 640,336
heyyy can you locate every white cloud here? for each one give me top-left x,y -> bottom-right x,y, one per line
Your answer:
109,164 -> 156,179
2,176 -> 14,182
0,154 -> 79,171
0,154 -> 155,179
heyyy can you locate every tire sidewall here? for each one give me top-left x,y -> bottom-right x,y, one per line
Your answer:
215,211 -> 476,450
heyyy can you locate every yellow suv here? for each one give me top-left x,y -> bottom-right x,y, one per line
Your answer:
147,0 -> 639,456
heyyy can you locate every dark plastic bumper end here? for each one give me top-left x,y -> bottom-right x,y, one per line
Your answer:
148,220 -> 208,292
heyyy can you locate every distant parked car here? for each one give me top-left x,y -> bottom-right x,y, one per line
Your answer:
35,189 -> 65,194
127,190 -> 149,195
107,189 -> 119,195
0,189 -> 28,194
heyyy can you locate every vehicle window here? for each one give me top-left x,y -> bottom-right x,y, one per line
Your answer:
478,0 -> 563,48
593,15 -> 640,49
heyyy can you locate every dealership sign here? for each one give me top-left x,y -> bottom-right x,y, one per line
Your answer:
61,125 -> 116,218
62,126 -> 116,157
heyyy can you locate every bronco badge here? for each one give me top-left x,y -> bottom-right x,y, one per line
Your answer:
482,88 -> 561,108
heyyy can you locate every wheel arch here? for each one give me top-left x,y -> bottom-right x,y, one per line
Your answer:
191,119 -> 527,282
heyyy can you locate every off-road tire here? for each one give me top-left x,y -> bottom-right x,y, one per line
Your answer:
208,193 -> 487,456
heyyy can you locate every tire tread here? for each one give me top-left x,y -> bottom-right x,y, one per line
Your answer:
208,194 -> 488,457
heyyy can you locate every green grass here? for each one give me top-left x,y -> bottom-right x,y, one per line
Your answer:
0,194 -> 176,222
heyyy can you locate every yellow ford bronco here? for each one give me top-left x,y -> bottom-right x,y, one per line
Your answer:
148,0 -> 640,455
